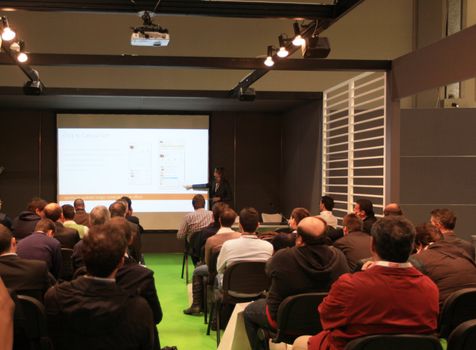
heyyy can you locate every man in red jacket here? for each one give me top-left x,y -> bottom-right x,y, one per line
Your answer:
307,216 -> 439,350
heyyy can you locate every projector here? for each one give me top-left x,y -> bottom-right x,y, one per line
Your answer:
131,31 -> 170,47
301,36 -> 331,59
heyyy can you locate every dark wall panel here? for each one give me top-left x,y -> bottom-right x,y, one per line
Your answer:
400,108 -> 476,240
210,112 -> 282,215
0,111 -> 57,218
281,101 -> 322,217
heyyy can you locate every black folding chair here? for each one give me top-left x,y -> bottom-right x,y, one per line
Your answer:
439,288 -> 476,338
180,231 -> 201,284
345,334 -> 442,350
13,294 -> 53,350
207,260 -> 270,346
60,248 -> 74,281
447,319 -> 476,350
203,248 -> 221,325
267,292 -> 327,346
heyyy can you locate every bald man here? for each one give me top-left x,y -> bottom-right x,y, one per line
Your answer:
44,203 -> 80,249
243,216 -> 349,350
383,203 -> 403,216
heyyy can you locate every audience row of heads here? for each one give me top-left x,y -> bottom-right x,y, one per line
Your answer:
0,217 -> 132,278
23,196 -> 136,225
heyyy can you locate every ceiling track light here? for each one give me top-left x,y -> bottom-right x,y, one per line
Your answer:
292,22 -> 305,47
277,35 -> 289,58
1,16 -> 16,41
264,45 -> 275,67
17,41 -> 28,63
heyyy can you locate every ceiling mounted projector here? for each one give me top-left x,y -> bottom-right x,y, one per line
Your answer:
131,11 -> 169,47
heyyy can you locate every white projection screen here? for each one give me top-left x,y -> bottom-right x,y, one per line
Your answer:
57,114 -> 209,229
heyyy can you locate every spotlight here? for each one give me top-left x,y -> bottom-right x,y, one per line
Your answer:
11,40 -> 28,63
292,22 -> 305,47
264,45 -> 274,67
277,35 -> 289,58
1,16 -> 15,41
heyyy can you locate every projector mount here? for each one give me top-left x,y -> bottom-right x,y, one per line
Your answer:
130,11 -> 170,47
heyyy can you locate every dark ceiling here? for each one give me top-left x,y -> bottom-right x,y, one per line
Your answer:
0,0 -> 356,20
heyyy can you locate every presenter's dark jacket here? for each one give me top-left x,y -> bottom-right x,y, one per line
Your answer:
45,276 -> 154,350
192,179 -> 233,207
0,253 -> 52,301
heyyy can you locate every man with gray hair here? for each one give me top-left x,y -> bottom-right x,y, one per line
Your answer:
89,205 -> 110,226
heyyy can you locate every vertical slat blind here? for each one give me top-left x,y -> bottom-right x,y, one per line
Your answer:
322,72 -> 386,226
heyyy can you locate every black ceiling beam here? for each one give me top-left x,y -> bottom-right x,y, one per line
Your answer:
0,53 -> 390,71
0,0 -> 335,20
229,0 -> 366,96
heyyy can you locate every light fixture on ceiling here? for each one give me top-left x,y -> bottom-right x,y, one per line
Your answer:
277,35 -> 289,58
1,16 -> 16,41
292,22 -> 305,47
10,40 -> 28,63
264,45 -> 275,67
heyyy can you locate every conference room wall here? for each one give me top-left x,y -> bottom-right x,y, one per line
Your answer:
0,110 -> 284,223
210,112 -> 282,215
400,108 -> 476,240
281,100 -> 323,218
0,111 -> 57,217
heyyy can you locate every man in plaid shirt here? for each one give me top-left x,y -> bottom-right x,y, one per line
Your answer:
176,194 -> 213,242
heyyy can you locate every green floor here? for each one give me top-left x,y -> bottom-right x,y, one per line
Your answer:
145,253 -> 217,350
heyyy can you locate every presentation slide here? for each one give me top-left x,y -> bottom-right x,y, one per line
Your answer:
57,114 -> 209,229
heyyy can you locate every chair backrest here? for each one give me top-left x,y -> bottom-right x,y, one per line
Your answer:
447,319 -> 476,350
345,334 -> 442,350
222,261 -> 269,301
13,294 -> 52,350
60,248 -> 74,281
261,213 -> 283,224
274,292 -> 327,344
440,288 -> 476,338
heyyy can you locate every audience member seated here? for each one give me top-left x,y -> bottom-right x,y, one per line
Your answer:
383,202 -> 403,216
0,198 -> 12,230
266,207 -> 310,250
62,204 -> 89,239
111,217 -> 163,350
12,197 -> 47,240
195,202 -> 229,261
216,207 -> 273,275
353,199 -> 377,234
0,277 -> 14,350
119,196 -> 145,233
430,208 -> 475,260
244,216 -> 349,350
334,214 -> 372,271
73,198 -> 90,227
304,216 -> 438,350
183,207 -> 239,316
44,203 -> 80,249
45,224 -> 155,350
110,201 -> 143,264
411,222 -> 476,307
16,219 -> 62,278
177,194 -> 213,242
319,196 -> 338,228
72,205 -> 110,271
0,224 -> 52,301
413,223 -> 442,254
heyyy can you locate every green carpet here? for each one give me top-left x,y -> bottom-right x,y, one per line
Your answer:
144,253 -> 217,350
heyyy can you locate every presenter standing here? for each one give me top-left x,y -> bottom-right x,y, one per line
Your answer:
185,167 -> 233,208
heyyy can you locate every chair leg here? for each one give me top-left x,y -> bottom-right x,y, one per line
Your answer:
185,254 -> 189,285
206,302 -> 215,335
203,278 -> 208,324
216,300 -> 221,346
181,252 -> 186,279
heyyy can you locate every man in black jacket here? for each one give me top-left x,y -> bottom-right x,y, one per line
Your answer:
12,197 -> 47,240
243,216 -> 349,350
45,223 -> 154,350
44,203 -> 80,249
0,224 -> 52,301
354,198 -> 377,234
